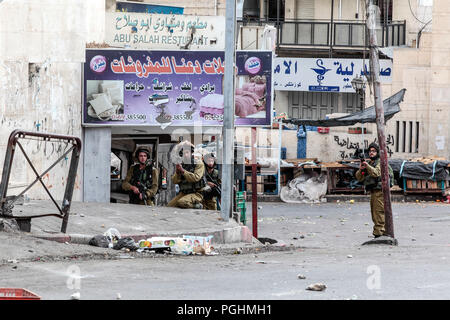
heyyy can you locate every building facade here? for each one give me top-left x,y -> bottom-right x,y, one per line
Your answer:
0,0 -> 448,202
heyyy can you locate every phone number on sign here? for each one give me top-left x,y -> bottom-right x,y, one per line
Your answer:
126,114 -> 147,121
203,114 -> 223,121
173,114 -> 193,121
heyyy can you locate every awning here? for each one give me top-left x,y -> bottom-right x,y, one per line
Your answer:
282,89 -> 406,127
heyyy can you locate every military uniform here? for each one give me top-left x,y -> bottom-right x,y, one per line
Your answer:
355,158 -> 394,237
203,167 -> 221,210
167,160 -> 205,209
122,164 -> 159,206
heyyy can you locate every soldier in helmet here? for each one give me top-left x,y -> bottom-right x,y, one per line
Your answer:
122,147 -> 159,206
167,141 -> 205,209
202,153 -> 221,210
355,142 -> 394,238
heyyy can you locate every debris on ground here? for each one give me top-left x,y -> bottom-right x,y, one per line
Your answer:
138,235 -> 215,255
70,292 -> 80,300
306,283 -> 327,291
297,274 -> 306,279
0,219 -> 20,233
88,235 -> 110,248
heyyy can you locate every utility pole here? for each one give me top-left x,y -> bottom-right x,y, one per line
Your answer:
221,0 -> 236,221
365,0 -> 395,240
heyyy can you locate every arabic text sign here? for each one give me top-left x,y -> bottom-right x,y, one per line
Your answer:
273,58 -> 392,92
106,13 -> 225,50
83,49 -> 272,127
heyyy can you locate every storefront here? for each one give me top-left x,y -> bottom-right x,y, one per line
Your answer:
82,48 -> 273,204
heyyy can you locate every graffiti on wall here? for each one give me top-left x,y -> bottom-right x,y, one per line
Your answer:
334,134 -> 395,160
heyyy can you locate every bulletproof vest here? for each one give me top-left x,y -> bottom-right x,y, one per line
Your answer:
179,160 -> 206,194
363,159 -> 394,191
129,165 -> 153,193
205,167 -> 219,183
128,165 -> 154,204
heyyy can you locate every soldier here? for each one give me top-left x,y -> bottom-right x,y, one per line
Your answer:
122,147 -> 159,206
167,141 -> 205,209
355,143 -> 394,238
202,153 -> 221,210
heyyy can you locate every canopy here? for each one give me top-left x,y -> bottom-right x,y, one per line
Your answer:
282,89 -> 406,127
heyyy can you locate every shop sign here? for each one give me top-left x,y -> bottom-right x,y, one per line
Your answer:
83,49 -> 273,127
273,57 -> 392,92
106,12 -> 225,50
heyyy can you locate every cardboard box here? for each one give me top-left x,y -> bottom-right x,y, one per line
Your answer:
246,175 -> 263,194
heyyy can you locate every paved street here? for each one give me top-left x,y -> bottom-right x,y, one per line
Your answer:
1,201 -> 449,300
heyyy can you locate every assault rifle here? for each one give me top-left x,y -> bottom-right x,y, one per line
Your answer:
205,170 -> 221,198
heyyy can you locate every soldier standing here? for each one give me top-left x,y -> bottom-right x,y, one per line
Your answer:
202,153 -> 221,210
167,142 -> 205,209
355,143 -> 393,238
122,147 -> 159,206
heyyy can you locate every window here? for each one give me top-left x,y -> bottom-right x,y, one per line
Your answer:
396,120 -> 419,154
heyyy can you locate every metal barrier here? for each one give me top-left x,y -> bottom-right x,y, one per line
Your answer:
237,18 -> 406,50
0,130 -> 82,233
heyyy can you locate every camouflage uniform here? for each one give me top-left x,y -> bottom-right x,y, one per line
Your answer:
122,164 -> 159,206
355,158 -> 393,237
167,159 -> 205,209
203,167 -> 221,210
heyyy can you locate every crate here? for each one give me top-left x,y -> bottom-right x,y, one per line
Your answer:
245,175 -> 263,194
403,178 -> 445,195
0,288 -> 41,300
235,191 -> 246,224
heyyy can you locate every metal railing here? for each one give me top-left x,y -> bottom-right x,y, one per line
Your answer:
0,130 -> 82,233
237,18 -> 406,49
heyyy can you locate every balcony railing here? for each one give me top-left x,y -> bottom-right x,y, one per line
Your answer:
237,19 -> 406,49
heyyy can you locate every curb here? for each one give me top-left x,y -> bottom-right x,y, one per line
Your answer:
32,226 -> 253,245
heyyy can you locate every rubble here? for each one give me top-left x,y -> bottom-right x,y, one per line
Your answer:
306,283 -> 327,291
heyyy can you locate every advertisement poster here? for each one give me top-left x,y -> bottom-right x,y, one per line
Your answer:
83,49 -> 272,127
273,57 -> 392,92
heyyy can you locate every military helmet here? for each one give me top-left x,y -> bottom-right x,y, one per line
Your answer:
368,142 -> 380,160
203,152 -> 216,164
134,146 -> 152,162
368,142 -> 379,154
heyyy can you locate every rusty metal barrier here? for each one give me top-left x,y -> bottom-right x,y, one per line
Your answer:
0,130 -> 82,233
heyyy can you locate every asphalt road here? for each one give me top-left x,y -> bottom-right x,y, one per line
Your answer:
1,201 -> 449,301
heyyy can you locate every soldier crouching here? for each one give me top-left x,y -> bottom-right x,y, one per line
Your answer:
167,141 -> 205,209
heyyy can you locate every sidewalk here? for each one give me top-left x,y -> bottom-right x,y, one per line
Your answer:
7,200 -> 253,245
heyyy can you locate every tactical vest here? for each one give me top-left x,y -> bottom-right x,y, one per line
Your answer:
205,168 -> 219,183
204,168 -> 220,199
129,165 -> 153,203
179,162 -> 206,194
363,159 -> 394,191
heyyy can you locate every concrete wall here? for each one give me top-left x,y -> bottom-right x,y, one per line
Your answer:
0,0 -> 105,201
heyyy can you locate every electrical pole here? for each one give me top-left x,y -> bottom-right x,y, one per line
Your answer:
365,0 -> 395,240
221,0 -> 236,221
